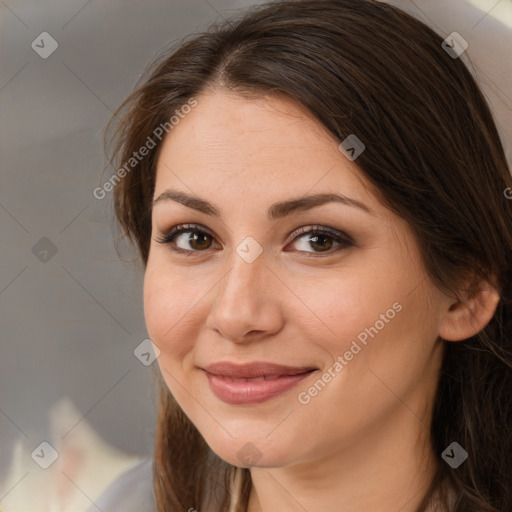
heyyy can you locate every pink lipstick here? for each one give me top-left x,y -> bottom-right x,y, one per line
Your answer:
203,361 -> 316,405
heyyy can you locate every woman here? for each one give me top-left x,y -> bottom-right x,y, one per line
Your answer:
102,0 -> 512,510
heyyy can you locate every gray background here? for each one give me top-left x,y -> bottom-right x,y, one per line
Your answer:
1,0 -> 511,509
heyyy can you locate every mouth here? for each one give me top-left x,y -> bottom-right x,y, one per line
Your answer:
201,361 -> 317,405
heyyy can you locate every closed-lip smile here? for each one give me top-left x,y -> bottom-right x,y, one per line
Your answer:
202,361 -> 317,404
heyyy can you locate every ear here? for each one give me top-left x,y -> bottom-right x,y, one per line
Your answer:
438,276 -> 500,342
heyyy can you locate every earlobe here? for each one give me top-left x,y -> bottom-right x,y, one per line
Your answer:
438,279 -> 501,342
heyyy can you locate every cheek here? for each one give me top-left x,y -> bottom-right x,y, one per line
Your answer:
316,284 -> 440,419
291,266 -> 391,351
143,262 -> 201,360
300,254 -> 433,379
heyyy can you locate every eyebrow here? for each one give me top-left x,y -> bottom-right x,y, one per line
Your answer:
152,189 -> 375,220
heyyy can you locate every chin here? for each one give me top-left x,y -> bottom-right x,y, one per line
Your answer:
200,431 -> 298,468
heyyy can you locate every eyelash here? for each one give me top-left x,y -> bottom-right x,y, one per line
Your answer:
154,223 -> 354,257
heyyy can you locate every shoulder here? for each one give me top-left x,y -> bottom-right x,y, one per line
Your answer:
86,458 -> 157,512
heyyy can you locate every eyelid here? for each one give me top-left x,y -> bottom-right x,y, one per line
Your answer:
154,223 -> 219,247
285,224 -> 354,245
155,223 -> 353,255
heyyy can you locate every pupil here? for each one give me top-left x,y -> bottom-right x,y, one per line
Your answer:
185,231 -> 334,252
310,234 -> 332,252
191,231 -> 211,249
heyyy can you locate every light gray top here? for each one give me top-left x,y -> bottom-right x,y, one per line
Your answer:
86,458 -> 157,512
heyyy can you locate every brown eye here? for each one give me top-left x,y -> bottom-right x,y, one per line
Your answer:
155,223 -> 353,257
287,226 -> 353,255
155,224 -> 219,255
179,230 -> 212,251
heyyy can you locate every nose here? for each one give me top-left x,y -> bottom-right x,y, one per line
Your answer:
205,251 -> 284,344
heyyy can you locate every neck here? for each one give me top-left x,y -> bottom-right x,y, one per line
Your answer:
246,407 -> 438,512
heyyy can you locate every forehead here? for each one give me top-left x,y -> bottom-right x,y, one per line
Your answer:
154,91 -> 375,207
160,91 -> 332,157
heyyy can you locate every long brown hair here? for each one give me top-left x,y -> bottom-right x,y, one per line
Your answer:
104,1 -> 512,510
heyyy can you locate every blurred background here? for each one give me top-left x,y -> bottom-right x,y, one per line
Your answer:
1,0 -> 511,510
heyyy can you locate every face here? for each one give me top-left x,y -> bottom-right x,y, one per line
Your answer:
144,90 -> 448,469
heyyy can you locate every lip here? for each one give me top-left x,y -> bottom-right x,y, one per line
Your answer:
202,361 -> 317,405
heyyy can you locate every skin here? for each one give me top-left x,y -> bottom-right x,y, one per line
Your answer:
144,91 -> 500,512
